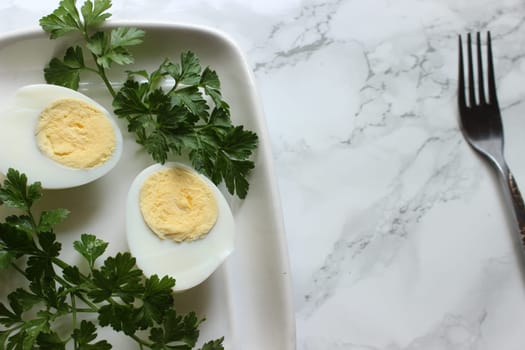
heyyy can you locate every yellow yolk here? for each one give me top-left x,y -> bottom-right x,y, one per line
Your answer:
35,98 -> 116,169
139,167 -> 218,242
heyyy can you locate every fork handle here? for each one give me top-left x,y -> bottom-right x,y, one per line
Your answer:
498,164 -> 525,246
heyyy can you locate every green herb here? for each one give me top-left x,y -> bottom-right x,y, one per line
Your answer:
39,0 -> 258,198
0,168 -> 224,350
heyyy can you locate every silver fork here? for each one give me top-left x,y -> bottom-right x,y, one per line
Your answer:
458,31 -> 525,247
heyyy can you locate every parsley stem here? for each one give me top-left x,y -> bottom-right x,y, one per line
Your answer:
130,334 -> 154,348
71,293 -> 78,350
84,66 -> 101,75
99,67 -> 116,98
75,307 -> 98,313
50,256 -> 69,270
53,274 -> 97,310
50,257 -> 101,312
80,30 -> 114,94
74,294 -> 99,313
2,323 -> 24,337
167,79 -> 179,95
27,211 -> 38,232
10,262 -> 26,277
91,53 -> 116,98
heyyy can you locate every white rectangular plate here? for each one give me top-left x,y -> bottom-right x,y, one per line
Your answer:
0,22 -> 295,349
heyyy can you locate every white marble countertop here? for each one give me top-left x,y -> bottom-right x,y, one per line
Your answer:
3,0 -> 525,349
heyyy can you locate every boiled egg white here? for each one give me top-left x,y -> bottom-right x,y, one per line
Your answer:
0,84 -> 123,189
126,162 -> 235,292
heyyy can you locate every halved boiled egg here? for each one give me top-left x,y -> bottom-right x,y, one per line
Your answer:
0,84 -> 123,189
126,162 -> 235,292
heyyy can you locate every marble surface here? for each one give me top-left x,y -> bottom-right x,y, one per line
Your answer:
3,0 -> 525,349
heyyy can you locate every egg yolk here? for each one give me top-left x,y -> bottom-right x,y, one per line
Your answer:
35,98 -> 116,169
139,167 -> 218,242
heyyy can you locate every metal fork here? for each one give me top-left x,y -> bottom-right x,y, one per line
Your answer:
458,32 -> 525,248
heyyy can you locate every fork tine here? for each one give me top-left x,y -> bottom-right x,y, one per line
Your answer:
487,31 -> 499,105
476,32 -> 486,104
458,35 -> 466,109
467,33 -> 476,106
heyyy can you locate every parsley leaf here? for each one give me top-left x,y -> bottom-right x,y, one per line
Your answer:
89,252 -> 143,303
38,231 -> 62,258
0,299 -> 22,327
0,222 -> 38,258
44,46 -> 86,90
112,80 -> 151,118
7,289 -> 42,314
41,0 -> 258,199
36,331 -> 66,350
172,86 -> 209,120
38,208 -> 70,233
143,131 -> 171,164
39,0 -> 112,38
73,233 -> 109,270
14,316 -> 51,349
4,214 -> 33,234
72,320 -> 112,350
39,0 -> 82,39
166,51 -> 202,86
200,338 -> 225,350
135,275 -> 175,327
110,27 -> 145,48
98,303 -> 137,335
112,59 -> 258,198
149,310 -> 201,348
0,247 -> 14,269
200,67 -> 225,108
80,0 -> 112,28
86,28 -> 145,69
0,168 -> 42,211
63,265 -> 82,285
0,168 -> 222,348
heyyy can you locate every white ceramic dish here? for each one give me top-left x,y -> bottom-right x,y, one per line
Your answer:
0,22 -> 295,349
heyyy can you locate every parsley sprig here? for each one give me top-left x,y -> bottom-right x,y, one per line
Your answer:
39,0 -> 258,198
0,168 -> 224,349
